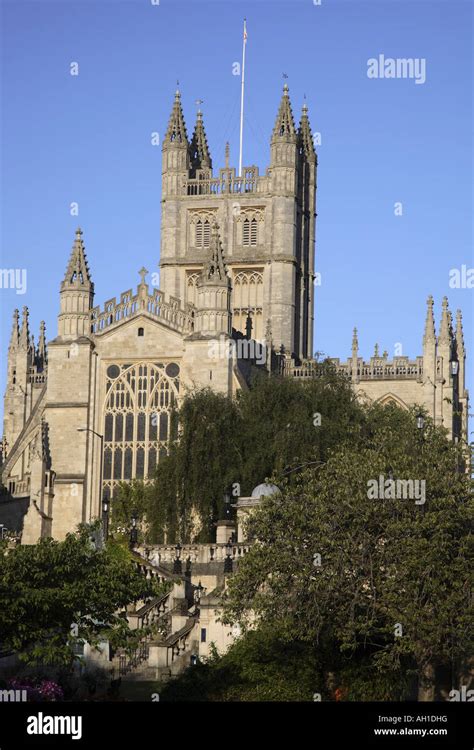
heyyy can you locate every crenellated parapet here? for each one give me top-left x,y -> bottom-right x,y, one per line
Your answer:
90,270 -> 195,336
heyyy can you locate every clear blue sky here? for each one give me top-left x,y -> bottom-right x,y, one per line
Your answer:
1,0 -> 472,433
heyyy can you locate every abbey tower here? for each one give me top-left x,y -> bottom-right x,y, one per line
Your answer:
160,84 -> 316,360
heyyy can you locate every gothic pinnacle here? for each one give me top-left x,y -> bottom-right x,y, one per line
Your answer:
455,309 -> 464,353
201,222 -> 228,284
438,296 -> 451,346
352,327 -> 358,353
189,106 -> 212,171
164,88 -> 188,146
9,309 -> 19,349
298,99 -> 316,160
423,294 -> 436,344
272,83 -> 297,141
38,321 -> 47,364
19,305 -> 29,347
62,228 -> 93,290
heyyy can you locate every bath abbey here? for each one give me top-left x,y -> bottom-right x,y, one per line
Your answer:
0,84 -> 469,548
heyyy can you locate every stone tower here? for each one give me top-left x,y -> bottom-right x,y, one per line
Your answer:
159,84 -> 317,361
41,228 -> 96,540
2,307 -> 46,460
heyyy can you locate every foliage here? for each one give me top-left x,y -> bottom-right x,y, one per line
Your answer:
150,389 -> 243,542
110,479 -> 153,544
222,405 -> 473,700
0,523 -> 164,667
160,627 -> 324,701
148,367 -> 362,542
160,625 -> 414,701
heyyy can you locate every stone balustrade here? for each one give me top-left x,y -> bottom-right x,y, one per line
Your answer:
141,542 -> 252,567
287,357 -> 423,381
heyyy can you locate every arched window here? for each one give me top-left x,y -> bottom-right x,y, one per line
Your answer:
186,272 -> 200,307
232,270 -> 264,340
195,220 -> 203,248
102,362 -> 180,497
243,219 -> 250,246
239,210 -> 263,247
194,219 -> 211,248
138,327 -> 144,337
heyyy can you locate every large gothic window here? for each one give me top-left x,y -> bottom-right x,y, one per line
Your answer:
232,269 -> 264,341
102,362 -> 179,498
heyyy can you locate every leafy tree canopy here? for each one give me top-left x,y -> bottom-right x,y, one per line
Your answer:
222,405 -> 473,700
147,366 -> 363,542
0,524 -> 165,666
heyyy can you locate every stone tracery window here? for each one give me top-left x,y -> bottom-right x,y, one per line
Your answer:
232,269 -> 264,341
102,362 -> 179,498
186,271 -> 200,307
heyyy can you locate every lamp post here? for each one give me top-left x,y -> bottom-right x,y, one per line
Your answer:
193,580 -> 204,608
102,497 -> 109,542
416,412 -> 425,432
173,543 -> 182,574
450,360 -> 459,377
77,427 -> 104,521
224,539 -> 233,573
129,510 -> 138,549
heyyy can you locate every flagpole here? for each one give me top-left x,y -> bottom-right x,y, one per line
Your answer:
238,18 -> 247,177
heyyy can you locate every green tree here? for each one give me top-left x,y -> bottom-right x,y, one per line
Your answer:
223,405 -> 473,701
111,479 -> 153,544
150,389 -> 243,542
0,524 -> 164,667
149,367 -> 363,542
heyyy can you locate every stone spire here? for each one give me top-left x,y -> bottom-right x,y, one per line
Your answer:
271,83 -> 297,142
438,296 -> 451,346
423,295 -> 436,345
58,229 -> 94,338
298,100 -> 316,161
164,89 -> 188,146
189,108 -> 212,173
194,222 -> 231,338
62,228 -> 94,292
9,309 -> 19,350
201,222 -> 229,285
19,306 -> 30,348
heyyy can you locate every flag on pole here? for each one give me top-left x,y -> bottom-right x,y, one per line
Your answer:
243,19 -> 247,42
